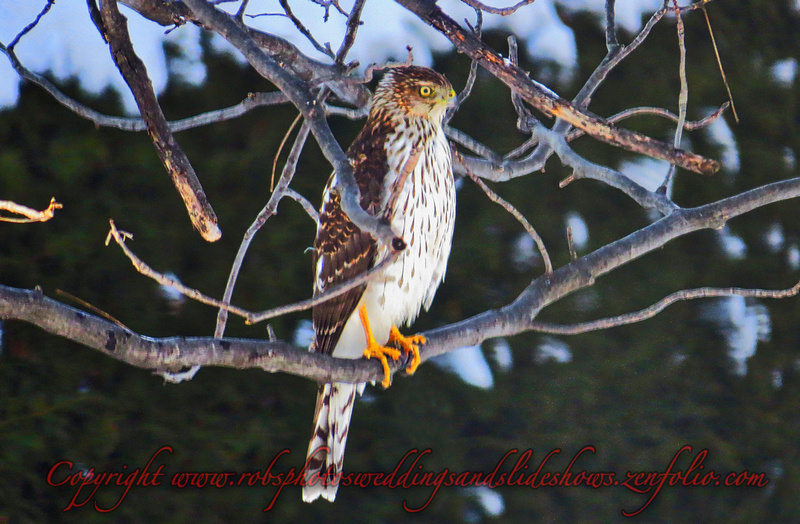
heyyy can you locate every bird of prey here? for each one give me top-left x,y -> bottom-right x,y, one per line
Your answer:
303,66 -> 456,503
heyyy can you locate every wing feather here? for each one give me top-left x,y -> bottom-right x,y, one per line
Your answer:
311,121 -> 390,356
311,188 -> 376,356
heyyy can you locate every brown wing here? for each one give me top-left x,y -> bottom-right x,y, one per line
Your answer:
311,121 -> 390,356
312,188 -> 376,356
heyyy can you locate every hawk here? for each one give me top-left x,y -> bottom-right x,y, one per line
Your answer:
302,66 -> 456,503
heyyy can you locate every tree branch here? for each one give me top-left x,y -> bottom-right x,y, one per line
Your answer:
396,0 -> 720,176
181,0 -> 401,249
459,0 -> 535,16
215,117 -> 312,338
0,284 -> 390,384
0,197 -> 62,223
93,0 -> 221,242
418,175 -> 800,361
5,174 -> 800,385
531,281 -> 800,335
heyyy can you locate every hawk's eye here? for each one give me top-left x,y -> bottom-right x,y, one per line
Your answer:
418,86 -> 433,97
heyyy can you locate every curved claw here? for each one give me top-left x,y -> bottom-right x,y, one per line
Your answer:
388,327 -> 425,375
358,305 -> 400,388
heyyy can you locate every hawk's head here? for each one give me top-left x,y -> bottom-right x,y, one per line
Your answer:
372,66 -> 456,122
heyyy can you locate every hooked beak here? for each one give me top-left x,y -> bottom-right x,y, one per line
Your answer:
446,88 -> 457,107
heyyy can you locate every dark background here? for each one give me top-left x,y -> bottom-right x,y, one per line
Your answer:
2,2 -> 799,521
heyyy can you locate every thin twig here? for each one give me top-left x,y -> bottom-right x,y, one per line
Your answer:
0,41 -> 290,131
279,0 -> 335,59
336,0 -> 366,63
235,0 -> 250,20
702,5 -> 738,123
215,118 -> 312,337
324,103 -> 368,119
659,0 -> 689,194
564,102 -> 730,141
531,280 -> 800,335
8,0 -> 55,51
459,153 -> 553,274
271,113 -> 302,192
504,136 -> 539,160
246,255 -> 399,324
55,289 -> 131,332
106,220 -> 252,318
105,219 -> 397,327
566,225 -> 578,260
605,0 -> 619,50
507,35 -> 536,133
311,0 -> 348,20
445,126 -> 502,161
0,197 -> 62,223
285,188 -> 319,222
532,122 -> 679,215
459,0 -> 536,16
446,8 -> 481,123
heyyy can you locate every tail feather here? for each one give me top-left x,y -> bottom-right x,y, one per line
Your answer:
303,382 -> 364,502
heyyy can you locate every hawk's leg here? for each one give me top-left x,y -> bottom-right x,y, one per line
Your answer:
388,327 -> 425,375
358,304 -> 400,388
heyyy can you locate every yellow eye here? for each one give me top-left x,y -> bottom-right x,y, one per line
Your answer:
418,86 -> 433,97
448,89 -> 456,99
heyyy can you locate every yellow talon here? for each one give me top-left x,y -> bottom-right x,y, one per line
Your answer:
388,327 -> 425,375
359,305 -> 401,388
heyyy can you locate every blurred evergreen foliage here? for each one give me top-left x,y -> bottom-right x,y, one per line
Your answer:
1,2 -> 799,521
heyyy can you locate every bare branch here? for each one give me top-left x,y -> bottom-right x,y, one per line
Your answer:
118,0 -> 371,107
93,0 -> 221,242
446,8 -> 481,123
604,0 -> 619,50
215,117 -> 312,337
271,113 -> 303,191
420,175 -> 800,361
446,126 -> 502,162
465,170 -> 553,274
0,39 -> 290,133
182,0 -> 400,248
310,0 -> 348,20
8,0 -> 55,51
566,225 -> 578,260
324,103 -> 368,119
450,1 -> 708,185
245,255 -> 400,324
0,197 -> 62,223
105,219 -> 400,327
531,281 -> 800,335
6,174 -> 800,385
564,102 -> 730,141
459,0 -> 536,16
396,0 -> 720,176
507,36 -> 533,131
285,188 -> 319,222
106,221 -> 252,318
702,5 -> 738,122
336,0 -> 366,63
118,0 -> 191,26
535,123 -> 679,215
0,284 -> 390,384
659,0 -> 689,194
278,0 -> 335,59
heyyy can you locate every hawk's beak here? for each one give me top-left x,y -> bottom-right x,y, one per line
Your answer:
445,88 -> 456,107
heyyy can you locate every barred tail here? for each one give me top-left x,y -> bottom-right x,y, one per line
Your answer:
302,382 -> 364,502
